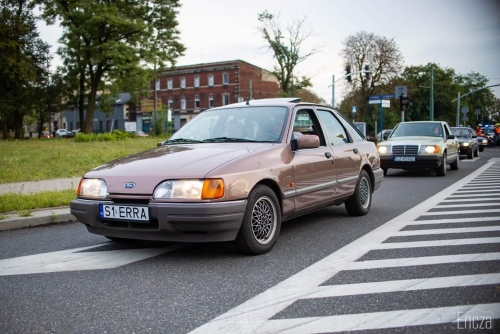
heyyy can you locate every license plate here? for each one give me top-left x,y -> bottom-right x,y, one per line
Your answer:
99,204 -> 149,221
394,156 -> 416,162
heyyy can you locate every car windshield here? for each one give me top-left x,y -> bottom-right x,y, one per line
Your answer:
451,128 -> 471,138
164,106 -> 288,144
390,122 -> 443,138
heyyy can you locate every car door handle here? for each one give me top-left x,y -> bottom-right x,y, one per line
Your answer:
325,152 -> 332,158
353,148 -> 359,154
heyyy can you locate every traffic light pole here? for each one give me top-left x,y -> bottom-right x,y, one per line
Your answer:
451,83 -> 500,126
329,70 -> 372,108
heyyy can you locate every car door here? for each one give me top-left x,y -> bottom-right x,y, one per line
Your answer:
444,123 -> 459,160
316,109 -> 362,200
291,108 -> 336,211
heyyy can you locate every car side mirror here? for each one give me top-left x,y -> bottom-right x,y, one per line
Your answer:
383,133 -> 389,140
447,134 -> 455,140
296,135 -> 320,149
472,135 -> 477,138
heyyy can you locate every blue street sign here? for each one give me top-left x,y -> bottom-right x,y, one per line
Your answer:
352,106 -> 357,114
369,94 -> 395,100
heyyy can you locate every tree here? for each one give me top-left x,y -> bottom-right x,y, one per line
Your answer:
484,96 -> 500,123
0,0 -> 50,138
453,72 -> 495,125
258,10 -> 319,96
339,31 -> 404,124
40,0 -> 186,133
296,88 -> 326,104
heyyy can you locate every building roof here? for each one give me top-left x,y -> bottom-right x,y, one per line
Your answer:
159,59 -> 273,75
113,92 -> 131,105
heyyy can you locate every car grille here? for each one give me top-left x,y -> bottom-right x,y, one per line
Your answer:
392,145 -> 419,155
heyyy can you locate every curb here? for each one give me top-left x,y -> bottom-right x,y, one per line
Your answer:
0,207 -> 77,231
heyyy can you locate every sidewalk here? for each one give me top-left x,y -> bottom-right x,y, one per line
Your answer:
0,177 -> 81,231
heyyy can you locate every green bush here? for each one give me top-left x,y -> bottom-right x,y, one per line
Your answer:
74,130 -> 136,142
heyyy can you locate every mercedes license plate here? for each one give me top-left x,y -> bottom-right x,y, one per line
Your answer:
394,156 -> 416,162
99,204 -> 149,221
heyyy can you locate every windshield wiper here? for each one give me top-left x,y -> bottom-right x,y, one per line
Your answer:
163,138 -> 204,144
203,137 -> 258,142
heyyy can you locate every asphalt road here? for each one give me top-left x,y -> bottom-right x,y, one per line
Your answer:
1,148 -> 499,333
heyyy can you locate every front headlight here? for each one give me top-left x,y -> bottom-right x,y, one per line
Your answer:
377,146 -> 388,154
482,139 -> 487,144
461,142 -> 469,147
153,179 -> 225,200
77,178 -> 107,198
421,145 -> 440,154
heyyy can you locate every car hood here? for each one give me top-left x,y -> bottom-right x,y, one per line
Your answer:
84,143 -> 269,194
383,136 -> 444,145
455,137 -> 472,143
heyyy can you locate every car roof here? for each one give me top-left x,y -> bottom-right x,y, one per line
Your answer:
214,97 -> 332,110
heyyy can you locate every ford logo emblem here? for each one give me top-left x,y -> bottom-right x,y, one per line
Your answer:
124,182 -> 136,189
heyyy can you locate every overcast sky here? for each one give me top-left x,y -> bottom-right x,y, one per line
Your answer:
38,0 -> 500,103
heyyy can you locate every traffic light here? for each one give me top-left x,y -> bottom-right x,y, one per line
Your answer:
365,65 -> 370,80
345,65 -> 352,83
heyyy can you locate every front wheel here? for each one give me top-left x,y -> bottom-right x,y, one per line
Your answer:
234,185 -> 281,255
450,155 -> 459,170
479,147 -> 484,152
345,170 -> 372,216
436,154 -> 447,176
382,167 -> 388,176
474,146 -> 479,157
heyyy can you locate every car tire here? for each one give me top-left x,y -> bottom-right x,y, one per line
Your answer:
234,185 -> 281,255
479,147 -> 484,152
345,170 -> 372,216
382,168 -> 388,176
474,146 -> 479,157
450,155 -> 459,170
436,154 -> 447,176
467,149 -> 473,159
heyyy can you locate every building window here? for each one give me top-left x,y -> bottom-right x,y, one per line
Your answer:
208,74 -> 214,86
168,98 -> 173,110
181,97 -> 186,110
114,120 -> 118,130
223,94 -> 230,105
194,76 -> 200,87
167,78 -> 173,89
223,73 -> 229,85
180,77 -> 186,89
70,122 -> 73,130
195,96 -> 200,109
106,120 -> 111,132
156,79 -> 160,91
99,121 -> 103,131
209,95 -> 214,108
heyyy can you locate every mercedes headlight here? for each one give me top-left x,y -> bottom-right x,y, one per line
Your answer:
377,146 -> 389,154
153,179 -> 224,200
78,178 -> 107,198
421,145 -> 440,154
461,142 -> 469,147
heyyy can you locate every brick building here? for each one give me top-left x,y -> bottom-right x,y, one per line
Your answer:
144,59 -> 280,130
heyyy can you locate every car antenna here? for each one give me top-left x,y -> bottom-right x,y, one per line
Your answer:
246,79 -> 252,105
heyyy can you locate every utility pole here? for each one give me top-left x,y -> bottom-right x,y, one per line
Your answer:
430,65 -> 434,121
331,75 -> 335,107
153,70 -> 157,137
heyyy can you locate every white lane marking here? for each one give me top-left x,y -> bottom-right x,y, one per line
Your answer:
374,237 -> 500,249
0,243 -> 185,276
420,209 -> 500,215
406,217 -> 499,224
449,193 -> 497,197
453,189 -> 500,193
394,226 -> 500,235
440,198 -> 496,202
188,162 -> 496,334
308,274 -> 500,298
257,304 -> 500,334
429,203 -> 497,208
348,253 -> 500,270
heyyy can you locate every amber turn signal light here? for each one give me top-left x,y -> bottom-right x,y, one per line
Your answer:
201,179 -> 225,199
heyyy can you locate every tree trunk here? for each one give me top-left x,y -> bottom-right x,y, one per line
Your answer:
78,67 -> 85,132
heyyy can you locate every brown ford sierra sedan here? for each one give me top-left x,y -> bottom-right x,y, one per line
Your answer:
70,98 -> 383,255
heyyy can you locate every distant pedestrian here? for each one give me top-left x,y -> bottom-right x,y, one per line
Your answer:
494,123 -> 500,146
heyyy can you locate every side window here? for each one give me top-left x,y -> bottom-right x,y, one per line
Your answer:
317,110 -> 351,146
292,109 -> 326,146
334,110 -> 365,141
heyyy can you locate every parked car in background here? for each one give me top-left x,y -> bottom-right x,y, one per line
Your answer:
135,131 -> 148,137
451,127 -> 479,159
42,131 -> 52,138
71,98 -> 384,255
55,129 -> 70,137
377,121 -> 460,176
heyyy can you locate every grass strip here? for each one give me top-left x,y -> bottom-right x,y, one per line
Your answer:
0,189 -> 77,215
0,136 -> 164,184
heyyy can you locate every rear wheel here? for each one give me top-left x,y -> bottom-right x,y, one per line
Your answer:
474,146 -> 479,157
382,168 -> 388,176
345,170 -> 372,216
479,147 -> 484,152
436,154 -> 447,176
234,185 -> 281,255
467,149 -> 473,159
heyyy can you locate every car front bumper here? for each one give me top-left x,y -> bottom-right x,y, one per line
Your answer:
458,145 -> 472,155
380,154 -> 443,169
70,198 -> 247,242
